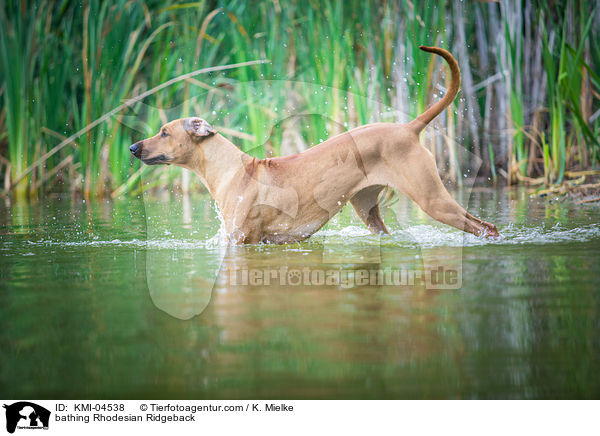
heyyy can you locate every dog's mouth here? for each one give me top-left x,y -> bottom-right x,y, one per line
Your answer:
141,154 -> 171,165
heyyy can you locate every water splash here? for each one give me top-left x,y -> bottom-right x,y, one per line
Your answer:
13,222 -> 600,250
316,222 -> 600,248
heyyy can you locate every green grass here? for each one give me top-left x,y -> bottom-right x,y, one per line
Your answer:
0,0 -> 598,198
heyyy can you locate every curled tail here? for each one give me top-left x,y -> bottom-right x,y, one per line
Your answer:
408,46 -> 461,133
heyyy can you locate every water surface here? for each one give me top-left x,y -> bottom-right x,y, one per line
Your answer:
1,188 -> 599,398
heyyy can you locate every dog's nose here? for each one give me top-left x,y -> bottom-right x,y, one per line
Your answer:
130,141 -> 142,158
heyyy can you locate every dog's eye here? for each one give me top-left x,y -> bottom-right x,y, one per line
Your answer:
161,130 -> 169,138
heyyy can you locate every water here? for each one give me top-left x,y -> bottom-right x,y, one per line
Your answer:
1,188 -> 599,399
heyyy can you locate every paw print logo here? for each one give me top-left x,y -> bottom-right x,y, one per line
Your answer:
287,270 -> 302,286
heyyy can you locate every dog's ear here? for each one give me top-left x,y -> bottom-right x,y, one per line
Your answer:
183,117 -> 216,140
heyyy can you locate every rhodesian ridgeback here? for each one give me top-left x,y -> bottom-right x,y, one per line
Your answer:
130,46 -> 499,244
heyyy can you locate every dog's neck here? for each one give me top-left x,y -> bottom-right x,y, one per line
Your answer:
182,133 -> 250,207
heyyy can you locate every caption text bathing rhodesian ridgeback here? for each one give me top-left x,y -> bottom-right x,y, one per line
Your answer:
130,46 -> 500,244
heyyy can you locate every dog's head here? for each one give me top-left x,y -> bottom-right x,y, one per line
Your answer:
129,117 -> 217,166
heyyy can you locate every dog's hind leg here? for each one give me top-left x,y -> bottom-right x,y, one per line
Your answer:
387,146 -> 499,237
350,185 -> 390,234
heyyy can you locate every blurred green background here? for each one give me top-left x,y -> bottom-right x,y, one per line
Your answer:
0,0 -> 599,199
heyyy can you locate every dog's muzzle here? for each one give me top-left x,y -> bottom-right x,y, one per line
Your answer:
130,141 -> 142,158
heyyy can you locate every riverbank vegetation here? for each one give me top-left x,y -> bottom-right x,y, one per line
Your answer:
1,0 -> 599,199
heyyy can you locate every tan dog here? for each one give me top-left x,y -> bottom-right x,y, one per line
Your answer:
130,46 -> 499,244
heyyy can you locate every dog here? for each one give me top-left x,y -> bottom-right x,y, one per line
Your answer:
130,46 -> 499,244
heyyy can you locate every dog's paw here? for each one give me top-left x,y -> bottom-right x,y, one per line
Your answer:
484,223 -> 500,238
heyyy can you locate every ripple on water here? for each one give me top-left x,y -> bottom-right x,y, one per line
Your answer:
13,223 -> 600,250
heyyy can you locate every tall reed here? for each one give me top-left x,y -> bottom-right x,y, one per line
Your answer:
0,0 -> 598,198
